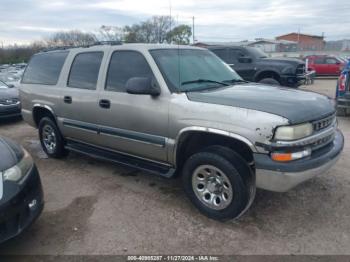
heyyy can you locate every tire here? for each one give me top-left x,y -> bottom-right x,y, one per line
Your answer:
38,117 -> 68,158
258,78 -> 280,86
182,146 -> 255,221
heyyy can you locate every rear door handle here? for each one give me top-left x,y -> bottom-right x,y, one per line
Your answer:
64,96 -> 72,104
99,99 -> 111,109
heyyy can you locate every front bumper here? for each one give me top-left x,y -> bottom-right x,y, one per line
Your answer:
0,104 -> 22,119
254,130 -> 344,192
280,71 -> 315,87
0,165 -> 44,244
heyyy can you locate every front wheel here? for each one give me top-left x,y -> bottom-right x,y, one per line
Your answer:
182,148 -> 255,220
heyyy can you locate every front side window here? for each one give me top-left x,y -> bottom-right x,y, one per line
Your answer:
68,52 -> 103,90
106,51 -> 154,92
325,58 -> 337,64
150,49 -> 242,92
227,49 -> 245,64
22,51 -> 68,85
211,49 -> 228,63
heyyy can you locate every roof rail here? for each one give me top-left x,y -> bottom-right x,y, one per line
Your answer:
94,41 -> 123,46
40,41 -> 123,52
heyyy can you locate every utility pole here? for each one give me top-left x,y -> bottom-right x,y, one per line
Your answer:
192,16 -> 195,44
297,27 -> 300,51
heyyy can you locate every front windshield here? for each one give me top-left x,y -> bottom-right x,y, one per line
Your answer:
246,47 -> 268,59
150,49 -> 242,92
0,80 -> 8,89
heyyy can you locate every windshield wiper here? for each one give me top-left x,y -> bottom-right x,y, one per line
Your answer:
223,79 -> 248,84
181,79 -> 230,87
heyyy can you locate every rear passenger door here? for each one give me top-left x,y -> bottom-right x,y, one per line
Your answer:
96,50 -> 169,162
58,51 -> 105,144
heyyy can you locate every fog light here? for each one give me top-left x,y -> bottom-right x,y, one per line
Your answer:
28,199 -> 37,211
271,148 -> 311,162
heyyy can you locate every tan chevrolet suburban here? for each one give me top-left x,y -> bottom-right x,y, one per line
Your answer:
19,42 -> 344,220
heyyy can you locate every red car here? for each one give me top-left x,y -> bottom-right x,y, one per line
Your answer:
305,55 -> 345,76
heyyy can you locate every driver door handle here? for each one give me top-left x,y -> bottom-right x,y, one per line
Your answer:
99,99 -> 111,109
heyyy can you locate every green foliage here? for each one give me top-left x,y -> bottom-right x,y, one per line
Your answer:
166,25 -> 192,44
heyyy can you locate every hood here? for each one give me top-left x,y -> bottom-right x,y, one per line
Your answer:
187,83 -> 335,124
259,57 -> 304,66
0,87 -> 19,100
0,136 -> 24,172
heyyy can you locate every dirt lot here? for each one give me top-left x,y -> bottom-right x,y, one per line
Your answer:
0,79 -> 349,255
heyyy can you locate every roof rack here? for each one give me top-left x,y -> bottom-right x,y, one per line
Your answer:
40,41 -> 123,52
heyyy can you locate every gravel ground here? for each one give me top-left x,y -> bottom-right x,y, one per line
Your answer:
0,79 -> 349,255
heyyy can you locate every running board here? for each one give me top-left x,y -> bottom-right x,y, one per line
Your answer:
65,140 -> 175,178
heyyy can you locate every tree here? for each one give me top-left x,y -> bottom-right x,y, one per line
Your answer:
98,25 -> 124,42
124,16 -> 174,43
45,30 -> 97,47
166,25 -> 192,44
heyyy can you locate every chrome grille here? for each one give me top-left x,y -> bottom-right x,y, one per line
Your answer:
312,114 -> 336,132
311,133 -> 335,151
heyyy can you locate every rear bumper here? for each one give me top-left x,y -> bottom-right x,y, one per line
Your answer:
254,130 -> 344,192
0,165 -> 44,244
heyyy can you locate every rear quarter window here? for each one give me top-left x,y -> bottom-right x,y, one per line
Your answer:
22,51 -> 68,85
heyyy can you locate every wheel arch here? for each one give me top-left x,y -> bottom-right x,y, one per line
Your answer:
32,104 -> 57,127
173,127 -> 256,173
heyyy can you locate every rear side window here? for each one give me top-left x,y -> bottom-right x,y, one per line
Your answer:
105,51 -> 154,92
68,52 -> 103,90
22,51 -> 68,85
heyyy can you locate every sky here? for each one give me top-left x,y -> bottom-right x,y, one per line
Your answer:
0,0 -> 349,45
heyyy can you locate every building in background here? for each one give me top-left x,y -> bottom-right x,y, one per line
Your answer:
276,33 -> 325,51
325,39 -> 350,51
248,39 -> 298,52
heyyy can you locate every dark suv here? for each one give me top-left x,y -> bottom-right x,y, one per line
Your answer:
209,46 -> 310,87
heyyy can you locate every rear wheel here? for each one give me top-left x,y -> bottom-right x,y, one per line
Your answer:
182,146 -> 255,220
38,117 -> 68,158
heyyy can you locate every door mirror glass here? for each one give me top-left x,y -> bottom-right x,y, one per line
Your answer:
238,57 -> 252,63
126,77 -> 160,96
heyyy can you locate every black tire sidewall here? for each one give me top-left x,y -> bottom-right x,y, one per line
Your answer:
38,117 -> 66,158
182,151 -> 249,220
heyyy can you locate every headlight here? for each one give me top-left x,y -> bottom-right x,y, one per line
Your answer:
274,123 -> 313,141
1,148 -> 33,182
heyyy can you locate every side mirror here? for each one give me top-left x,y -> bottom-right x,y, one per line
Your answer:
238,57 -> 252,63
7,84 -> 15,88
126,77 -> 160,96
